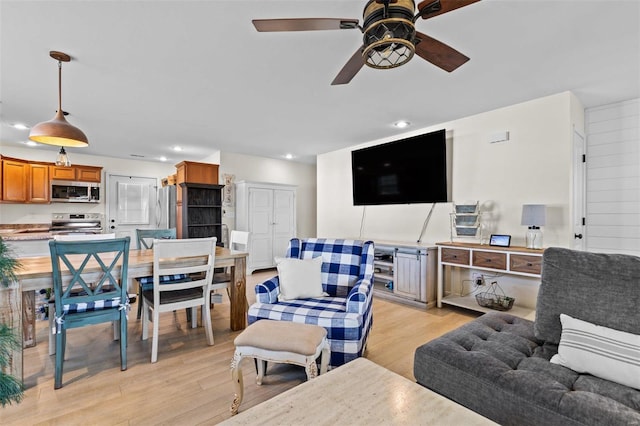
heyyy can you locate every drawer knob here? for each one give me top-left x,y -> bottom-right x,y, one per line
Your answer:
486,259 -> 491,262
527,263 -> 533,267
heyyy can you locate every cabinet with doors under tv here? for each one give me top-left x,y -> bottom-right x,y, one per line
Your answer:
372,241 -> 437,309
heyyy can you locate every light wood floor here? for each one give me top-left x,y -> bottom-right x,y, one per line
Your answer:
1,270 -> 478,425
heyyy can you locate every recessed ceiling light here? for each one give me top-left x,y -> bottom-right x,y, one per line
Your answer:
25,141 -> 37,147
12,123 -> 29,130
173,146 -> 183,152
394,120 -> 410,129
159,156 -> 167,162
284,153 -> 294,160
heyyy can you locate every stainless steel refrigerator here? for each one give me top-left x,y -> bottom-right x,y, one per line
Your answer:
157,185 -> 177,229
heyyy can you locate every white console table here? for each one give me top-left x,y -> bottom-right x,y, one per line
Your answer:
436,242 -> 544,319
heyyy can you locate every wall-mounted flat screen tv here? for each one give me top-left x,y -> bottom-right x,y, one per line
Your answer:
351,129 -> 449,205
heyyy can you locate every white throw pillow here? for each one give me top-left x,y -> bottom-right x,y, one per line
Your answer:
550,313 -> 640,390
276,256 -> 327,301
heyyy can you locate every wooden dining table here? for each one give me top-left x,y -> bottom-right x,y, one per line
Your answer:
0,246 -> 248,384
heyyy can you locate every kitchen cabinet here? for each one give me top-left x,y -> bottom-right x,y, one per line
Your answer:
2,157 -> 49,203
28,163 -> 49,203
235,181 -> 296,274
49,165 -> 102,182
2,158 -> 29,202
373,243 -> 437,309
175,161 -> 218,186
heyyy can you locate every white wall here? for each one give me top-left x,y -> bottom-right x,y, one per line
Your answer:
318,92 -> 584,248
218,151 -> 317,239
585,98 -> 640,256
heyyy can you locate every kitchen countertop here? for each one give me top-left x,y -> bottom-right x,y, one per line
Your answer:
0,224 -> 53,241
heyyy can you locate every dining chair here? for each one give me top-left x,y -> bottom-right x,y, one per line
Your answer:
49,236 -> 131,389
141,237 -> 217,363
134,228 -> 183,319
212,230 -> 249,303
48,233 -> 117,356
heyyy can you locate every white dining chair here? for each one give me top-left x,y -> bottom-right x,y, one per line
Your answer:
211,230 -> 249,304
141,237 -> 217,363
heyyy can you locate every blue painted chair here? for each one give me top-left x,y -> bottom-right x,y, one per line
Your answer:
248,238 -> 375,368
49,237 -> 131,389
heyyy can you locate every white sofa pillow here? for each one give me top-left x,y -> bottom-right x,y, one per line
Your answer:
276,256 -> 327,301
550,313 -> 640,390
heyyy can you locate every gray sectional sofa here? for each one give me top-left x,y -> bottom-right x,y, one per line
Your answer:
414,247 -> 640,426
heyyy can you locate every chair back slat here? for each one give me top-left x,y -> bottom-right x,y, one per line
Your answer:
229,230 -> 250,251
152,237 -> 216,303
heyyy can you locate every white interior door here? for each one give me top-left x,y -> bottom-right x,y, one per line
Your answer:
572,129 -> 586,250
248,188 -> 273,269
106,174 -> 158,243
273,189 -> 295,259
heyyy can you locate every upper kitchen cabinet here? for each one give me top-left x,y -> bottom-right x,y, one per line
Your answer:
1,157 -> 49,203
50,164 -> 102,182
175,161 -> 218,185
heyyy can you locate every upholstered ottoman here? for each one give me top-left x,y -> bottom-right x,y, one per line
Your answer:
230,320 -> 330,415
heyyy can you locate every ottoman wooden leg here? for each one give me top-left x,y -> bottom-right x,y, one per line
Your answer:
305,359 -> 318,380
319,338 -> 330,375
230,351 -> 244,415
256,357 -> 266,385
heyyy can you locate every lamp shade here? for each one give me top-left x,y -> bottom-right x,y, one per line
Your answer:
521,204 -> 546,227
28,50 -> 88,148
29,110 -> 88,147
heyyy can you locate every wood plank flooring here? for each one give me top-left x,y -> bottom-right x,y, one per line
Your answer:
1,270 -> 478,425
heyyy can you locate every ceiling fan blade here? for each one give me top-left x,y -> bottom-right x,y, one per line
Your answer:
331,47 -> 365,85
252,18 -> 359,32
414,31 -> 470,72
417,0 -> 481,20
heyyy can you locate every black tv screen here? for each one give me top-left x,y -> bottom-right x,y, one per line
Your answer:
351,129 -> 448,205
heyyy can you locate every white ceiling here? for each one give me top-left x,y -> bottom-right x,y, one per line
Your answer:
1,0 -> 639,165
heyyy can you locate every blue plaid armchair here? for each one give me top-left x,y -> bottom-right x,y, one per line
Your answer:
248,238 -> 375,368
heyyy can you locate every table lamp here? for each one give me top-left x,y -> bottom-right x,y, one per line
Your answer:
521,204 -> 546,249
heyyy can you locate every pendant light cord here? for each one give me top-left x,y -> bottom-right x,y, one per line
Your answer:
57,60 -> 63,114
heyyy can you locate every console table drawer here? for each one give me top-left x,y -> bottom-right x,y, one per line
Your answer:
441,248 -> 470,265
510,254 -> 542,275
472,251 -> 507,270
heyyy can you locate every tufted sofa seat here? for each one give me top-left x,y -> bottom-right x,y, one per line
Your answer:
414,248 -> 640,426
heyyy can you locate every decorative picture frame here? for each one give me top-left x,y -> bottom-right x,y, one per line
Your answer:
222,174 -> 235,206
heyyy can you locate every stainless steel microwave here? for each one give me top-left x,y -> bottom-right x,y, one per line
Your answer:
50,180 -> 100,203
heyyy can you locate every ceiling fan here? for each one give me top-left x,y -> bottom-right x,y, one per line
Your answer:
253,0 -> 481,85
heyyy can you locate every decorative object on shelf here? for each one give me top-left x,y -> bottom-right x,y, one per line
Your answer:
521,204 -> 546,249
475,281 -> 514,311
29,51 -> 88,167
450,202 -> 482,240
489,234 -> 511,247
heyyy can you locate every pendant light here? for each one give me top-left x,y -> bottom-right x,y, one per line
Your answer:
29,51 -> 88,166
55,147 -> 71,167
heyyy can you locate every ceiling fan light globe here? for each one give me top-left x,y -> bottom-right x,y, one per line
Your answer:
363,38 -> 415,69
